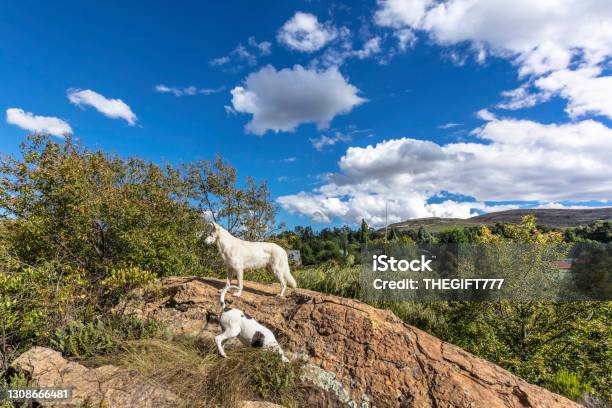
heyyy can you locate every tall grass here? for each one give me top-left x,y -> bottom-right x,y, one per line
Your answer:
293,264 -> 361,299
92,337 -> 303,408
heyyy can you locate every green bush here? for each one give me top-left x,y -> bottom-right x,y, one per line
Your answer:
249,351 -> 299,402
50,319 -> 115,359
100,266 -> 159,304
50,316 -> 164,359
547,369 -> 591,401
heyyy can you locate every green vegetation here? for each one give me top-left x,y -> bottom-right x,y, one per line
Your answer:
278,217 -> 611,402
0,135 -> 289,405
50,316 -> 164,359
1,135 -> 610,404
92,337 -> 304,408
547,369 -> 592,402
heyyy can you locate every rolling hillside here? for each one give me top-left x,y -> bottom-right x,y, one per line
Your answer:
386,207 -> 612,232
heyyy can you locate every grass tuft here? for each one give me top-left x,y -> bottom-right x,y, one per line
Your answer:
92,337 -> 303,408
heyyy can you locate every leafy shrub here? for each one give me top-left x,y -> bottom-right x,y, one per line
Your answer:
0,372 -> 31,408
50,316 -> 163,359
101,266 -> 157,293
248,351 -> 299,402
547,369 -> 591,401
100,266 -> 159,304
50,320 -> 115,358
0,260 -> 88,371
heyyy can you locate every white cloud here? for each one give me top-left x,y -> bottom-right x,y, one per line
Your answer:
535,202 -> 608,210
277,12 -> 337,52
496,85 -> 551,110
352,37 -> 382,59
315,31 -> 384,67
534,67 -> 612,120
438,122 -> 462,129
278,118 -> 612,225
210,56 -> 231,66
230,65 -> 365,135
67,89 -> 137,125
375,0 -> 612,121
6,108 -> 72,137
154,84 -> 224,97
310,131 -> 352,151
476,109 -> 496,121
375,0 -> 612,75
210,37 -> 271,68
395,28 -> 417,51
248,37 -> 272,56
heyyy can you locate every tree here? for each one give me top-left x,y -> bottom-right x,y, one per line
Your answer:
185,156 -> 282,240
442,216 -> 611,400
417,226 -> 434,244
0,135 -> 205,277
359,218 -> 369,244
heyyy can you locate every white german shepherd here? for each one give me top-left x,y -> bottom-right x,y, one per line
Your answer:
204,222 -> 297,297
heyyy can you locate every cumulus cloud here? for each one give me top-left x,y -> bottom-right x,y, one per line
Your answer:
277,12 -> 337,52
375,0 -> 612,75
6,108 -> 72,137
67,89 -> 137,125
278,118 -> 612,225
534,67 -> 612,120
375,0 -> 612,121
154,84 -> 224,97
230,65 -> 365,135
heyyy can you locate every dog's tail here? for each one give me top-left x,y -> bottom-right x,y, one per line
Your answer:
219,285 -> 241,309
285,268 -> 297,289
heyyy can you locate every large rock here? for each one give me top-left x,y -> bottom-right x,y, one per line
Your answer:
11,346 -> 180,407
10,346 -> 286,407
117,277 -> 581,408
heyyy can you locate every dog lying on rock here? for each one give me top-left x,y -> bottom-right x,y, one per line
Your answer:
214,285 -> 289,362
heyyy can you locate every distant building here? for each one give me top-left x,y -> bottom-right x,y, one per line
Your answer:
287,249 -> 302,266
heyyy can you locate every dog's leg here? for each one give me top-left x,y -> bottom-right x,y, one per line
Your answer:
215,326 -> 239,358
269,344 -> 290,363
234,268 -> 244,297
226,267 -> 233,287
278,274 -> 287,297
219,267 -> 234,293
279,349 -> 290,363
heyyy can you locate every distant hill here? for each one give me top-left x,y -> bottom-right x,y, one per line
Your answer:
385,207 -> 612,232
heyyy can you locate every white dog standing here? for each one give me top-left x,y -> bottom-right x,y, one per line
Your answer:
204,222 -> 297,297
215,285 -> 289,362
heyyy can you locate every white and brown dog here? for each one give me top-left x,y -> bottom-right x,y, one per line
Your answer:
204,222 -> 297,297
215,285 -> 289,362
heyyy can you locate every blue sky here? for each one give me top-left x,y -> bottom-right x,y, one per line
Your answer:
1,0 -> 611,229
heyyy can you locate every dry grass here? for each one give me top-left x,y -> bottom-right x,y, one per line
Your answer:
91,336 -> 303,408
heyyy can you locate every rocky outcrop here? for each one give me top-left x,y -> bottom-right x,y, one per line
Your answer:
115,277 -> 580,408
10,346 -> 285,408
11,346 -> 180,407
